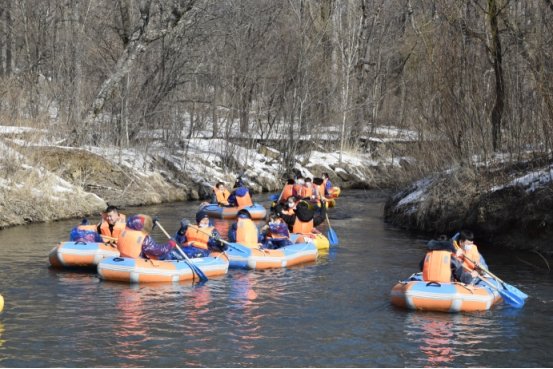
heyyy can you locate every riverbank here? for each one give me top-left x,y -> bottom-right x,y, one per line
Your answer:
384,153 -> 553,256
0,126 -> 406,229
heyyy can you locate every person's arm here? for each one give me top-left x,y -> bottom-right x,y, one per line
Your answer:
451,256 -> 475,284
207,230 -> 226,251
228,223 -> 238,242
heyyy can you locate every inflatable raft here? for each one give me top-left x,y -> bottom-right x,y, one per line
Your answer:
289,232 -> 330,251
49,241 -> 120,268
216,242 -> 318,269
97,256 -> 228,283
201,203 -> 267,220
390,273 -> 502,313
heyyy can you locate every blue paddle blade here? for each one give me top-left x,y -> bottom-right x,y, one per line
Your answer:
189,262 -> 208,282
268,194 -> 279,201
499,288 -> 526,308
503,282 -> 528,300
328,227 -> 339,246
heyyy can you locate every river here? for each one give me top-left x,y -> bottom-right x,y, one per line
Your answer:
0,190 -> 551,367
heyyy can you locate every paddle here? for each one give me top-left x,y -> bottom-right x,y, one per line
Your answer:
154,220 -> 208,282
323,202 -> 339,246
451,233 -> 528,301
452,239 -> 526,308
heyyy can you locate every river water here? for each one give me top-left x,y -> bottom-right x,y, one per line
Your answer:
0,190 -> 551,367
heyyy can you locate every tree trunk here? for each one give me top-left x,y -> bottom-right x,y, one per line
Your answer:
488,0 -> 505,152
70,0 -> 82,130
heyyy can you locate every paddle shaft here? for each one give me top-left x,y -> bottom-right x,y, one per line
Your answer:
155,221 -> 208,282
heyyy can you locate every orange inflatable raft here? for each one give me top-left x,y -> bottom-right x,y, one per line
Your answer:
49,241 -> 120,268
218,242 -> 318,269
390,273 -> 502,313
97,256 -> 229,283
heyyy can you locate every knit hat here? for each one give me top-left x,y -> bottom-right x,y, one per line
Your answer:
196,211 -> 209,224
237,209 -> 251,219
126,214 -> 153,234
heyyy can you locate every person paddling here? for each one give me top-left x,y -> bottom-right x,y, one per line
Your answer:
228,209 -> 262,248
117,214 -> 180,260
175,211 -> 225,258
260,215 -> 293,249
455,230 -> 489,270
419,237 -> 478,284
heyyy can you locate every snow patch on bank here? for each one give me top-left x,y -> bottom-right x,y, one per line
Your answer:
491,165 -> 553,193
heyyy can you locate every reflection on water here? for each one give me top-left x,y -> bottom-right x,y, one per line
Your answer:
113,286 -> 150,362
0,323 -> 5,348
404,311 -> 519,367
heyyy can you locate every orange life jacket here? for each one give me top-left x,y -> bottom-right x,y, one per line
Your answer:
214,187 -> 230,206
117,228 -> 145,258
303,185 -> 313,199
293,184 -> 305,198
236,218 -> 259,248
280,184 -> 294,203
236,191 -> 253,207
185,225 -> 214,250
461,244 -> 482,270
317,183 -> 327,200
292,218 -> 314,234
422,250 -> 452,283
99,220 -> 126,240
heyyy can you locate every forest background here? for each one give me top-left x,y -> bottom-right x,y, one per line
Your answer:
1,0 -> 552,255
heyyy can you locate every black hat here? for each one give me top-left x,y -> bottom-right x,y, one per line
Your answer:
237,209 -> 251,218
196,211 -> 209,224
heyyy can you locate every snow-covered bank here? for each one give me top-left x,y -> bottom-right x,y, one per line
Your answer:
384,157 -> 553,255
0,125 -> 407,229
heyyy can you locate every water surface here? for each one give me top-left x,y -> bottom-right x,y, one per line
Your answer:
0,190 -> 551,367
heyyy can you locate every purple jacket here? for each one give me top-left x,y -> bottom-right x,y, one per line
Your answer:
141,235 -> 175,260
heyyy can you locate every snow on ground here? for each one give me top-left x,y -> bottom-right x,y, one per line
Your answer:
491,165 -> 553,193
396,178 -> 432,207
0,125 -> 44,135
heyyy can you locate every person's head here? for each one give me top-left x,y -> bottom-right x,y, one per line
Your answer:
313,177 -> 324,186
126,214 -> 153,234
458,230 -> 474,248
304,177 -> 312,184
196,211 -> 210,227
286,178 -> 295,185
237,209 -> 251,219
268,215 -> 283,225
286,196 -> 296,209
216,182 -> 226,190
234,177 -> 244,188
104,205 -> 120,225
296,176 -> 305,185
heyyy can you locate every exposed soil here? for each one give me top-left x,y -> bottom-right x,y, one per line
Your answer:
384,158 -> 553,255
